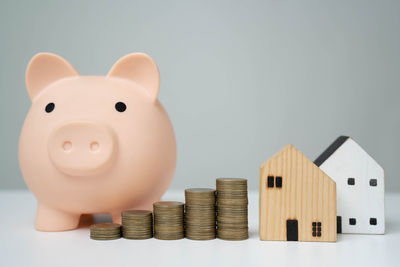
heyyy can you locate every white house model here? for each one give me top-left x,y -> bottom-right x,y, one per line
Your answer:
314,136 -> 384,234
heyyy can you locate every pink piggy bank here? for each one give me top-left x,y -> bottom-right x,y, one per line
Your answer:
19,53 -> 177,231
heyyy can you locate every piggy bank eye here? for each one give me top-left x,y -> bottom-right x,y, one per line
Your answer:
45,102 -> 55,113
115,102 -> 127,112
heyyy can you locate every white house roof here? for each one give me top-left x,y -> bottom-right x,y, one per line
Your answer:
314,136 -> 350,167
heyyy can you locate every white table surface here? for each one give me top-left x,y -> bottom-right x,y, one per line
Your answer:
0,190 -> 399,267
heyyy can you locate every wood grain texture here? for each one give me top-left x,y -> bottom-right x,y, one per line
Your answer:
259,144 -> 337,242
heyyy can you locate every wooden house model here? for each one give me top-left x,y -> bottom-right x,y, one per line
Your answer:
259,144 -> 337,242
314,136 -> 385,234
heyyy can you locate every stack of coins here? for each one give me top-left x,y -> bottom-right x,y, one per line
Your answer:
121,210 -> 153,239
153,201 -> 184,240
184,188 -> 216,240
90,223 -> 121,240
216,178 -> 248,240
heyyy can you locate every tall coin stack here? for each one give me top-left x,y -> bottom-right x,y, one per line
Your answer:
216,178 -> 249,240
90,223 -> 121,240
153,201 -> 184,240
184,188 -> 216,240
121,210 -> 153,239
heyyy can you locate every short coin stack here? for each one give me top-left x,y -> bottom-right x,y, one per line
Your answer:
216,178 -> 248,240
121,210 -> 153,239
184,188 -> 216,240
90,223 -> 121,240
153,201 -> 184,240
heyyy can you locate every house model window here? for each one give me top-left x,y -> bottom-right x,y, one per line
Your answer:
347,178 -> 355,185
266,176 -> 282,189
370,179 -> 377,186
276,176 -> 282,188
267,176 -> 274,188
312,222 -> 322,237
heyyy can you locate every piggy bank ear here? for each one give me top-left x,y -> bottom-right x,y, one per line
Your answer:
26,53 -> 79,101
107,53 -> 160,102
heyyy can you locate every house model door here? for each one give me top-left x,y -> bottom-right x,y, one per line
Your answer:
286,220 -> 298,241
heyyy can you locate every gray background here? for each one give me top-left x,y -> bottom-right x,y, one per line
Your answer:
0,0 -> 399,192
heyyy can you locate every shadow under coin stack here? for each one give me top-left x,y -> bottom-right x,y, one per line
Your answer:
90,223 -> 121,240
153,201 -> 184,240
184,188 -> 216,240
121,210 -> 153,239
216,178 -> 249,240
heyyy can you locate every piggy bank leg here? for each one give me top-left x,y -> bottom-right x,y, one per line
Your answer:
111,212 -> 122,224
133,200 -> 155,211
35,203 -> 80,231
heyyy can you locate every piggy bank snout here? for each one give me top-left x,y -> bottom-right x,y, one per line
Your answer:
48,121 -> 117,176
